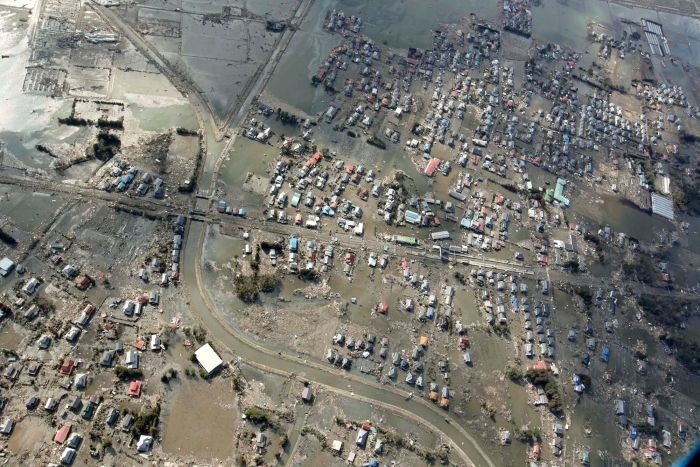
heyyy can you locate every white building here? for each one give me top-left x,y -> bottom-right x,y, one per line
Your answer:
137,435 -> 154,452
194,343 -> 223,375
0,418 -> 13,435
150,334 -> 161,351
22,277 -> 40,295
60,447 -> 76,464
0,257 -> 14,276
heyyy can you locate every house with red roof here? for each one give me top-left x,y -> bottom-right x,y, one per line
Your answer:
128,380 -> 142,398
530,360 -> 549,372
54,424 -> 71,444
424,158 -> 441,177
59,359 -> 75,376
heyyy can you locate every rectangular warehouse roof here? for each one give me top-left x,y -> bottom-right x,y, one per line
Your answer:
651,193 -> 674,221
195,343 -> 223,375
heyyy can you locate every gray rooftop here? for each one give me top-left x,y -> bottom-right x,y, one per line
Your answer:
651,193 -> 674,221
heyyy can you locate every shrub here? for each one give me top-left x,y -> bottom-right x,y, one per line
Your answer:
96,118 -> 124,130
0,228 -> 17,247
367,134 -> 387,149
297,269 -> 320,282
622,256 -> 655,284
515,427 -> 542,444
243,406 -> 278,429
176,127 -> 198,136
505,366 -> 523,381
563,259 -> 580,273
524,369 -> 563,413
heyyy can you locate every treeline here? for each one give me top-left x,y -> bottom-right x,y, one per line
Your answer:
58,116 -> 124,130
275,108 -> 299,126
176,127 -> 198,136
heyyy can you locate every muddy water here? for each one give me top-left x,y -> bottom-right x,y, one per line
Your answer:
569,193 -> 673,243
547,288 -> 634,463
195,221 -> 636,464
217,137 -> 275,214
668,215 -> 700,288
0,191 -> 67,253
209,1 -> 700,465
339,0 -> 499,49
85,371 -> 115,397
199,222 -> 537,464
0,123 -> 90,171
265,0 -> 335,116
160,377 -> 240,459
522,164 -> 673,244
267,0 -> 497,115
268,0 -> 700,117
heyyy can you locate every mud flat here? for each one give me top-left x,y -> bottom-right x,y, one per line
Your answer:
160,377 -> 240,460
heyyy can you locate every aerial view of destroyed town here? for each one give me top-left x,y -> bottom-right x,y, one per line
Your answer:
3,0 -> 700,466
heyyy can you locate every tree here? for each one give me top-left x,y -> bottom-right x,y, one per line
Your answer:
563,259 -> 579,273
234,275 -> 259,303
259,274 -> 279,293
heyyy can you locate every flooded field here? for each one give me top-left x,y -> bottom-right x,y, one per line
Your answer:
570,193 -> 674,244
266,0 -> 497,116
7,416 -> 48,455
337,0 -> 499,49
0,191 -> 67,234
116,0 -> 297,121
2,0 -> 699,463
0,322 -> 25,350
129,103 -> 198,133
161,377 -> 240,460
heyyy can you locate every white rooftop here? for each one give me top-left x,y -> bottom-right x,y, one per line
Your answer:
137,435 -> 153,452
0,257 -> 14,276
194,343 -> 223,374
